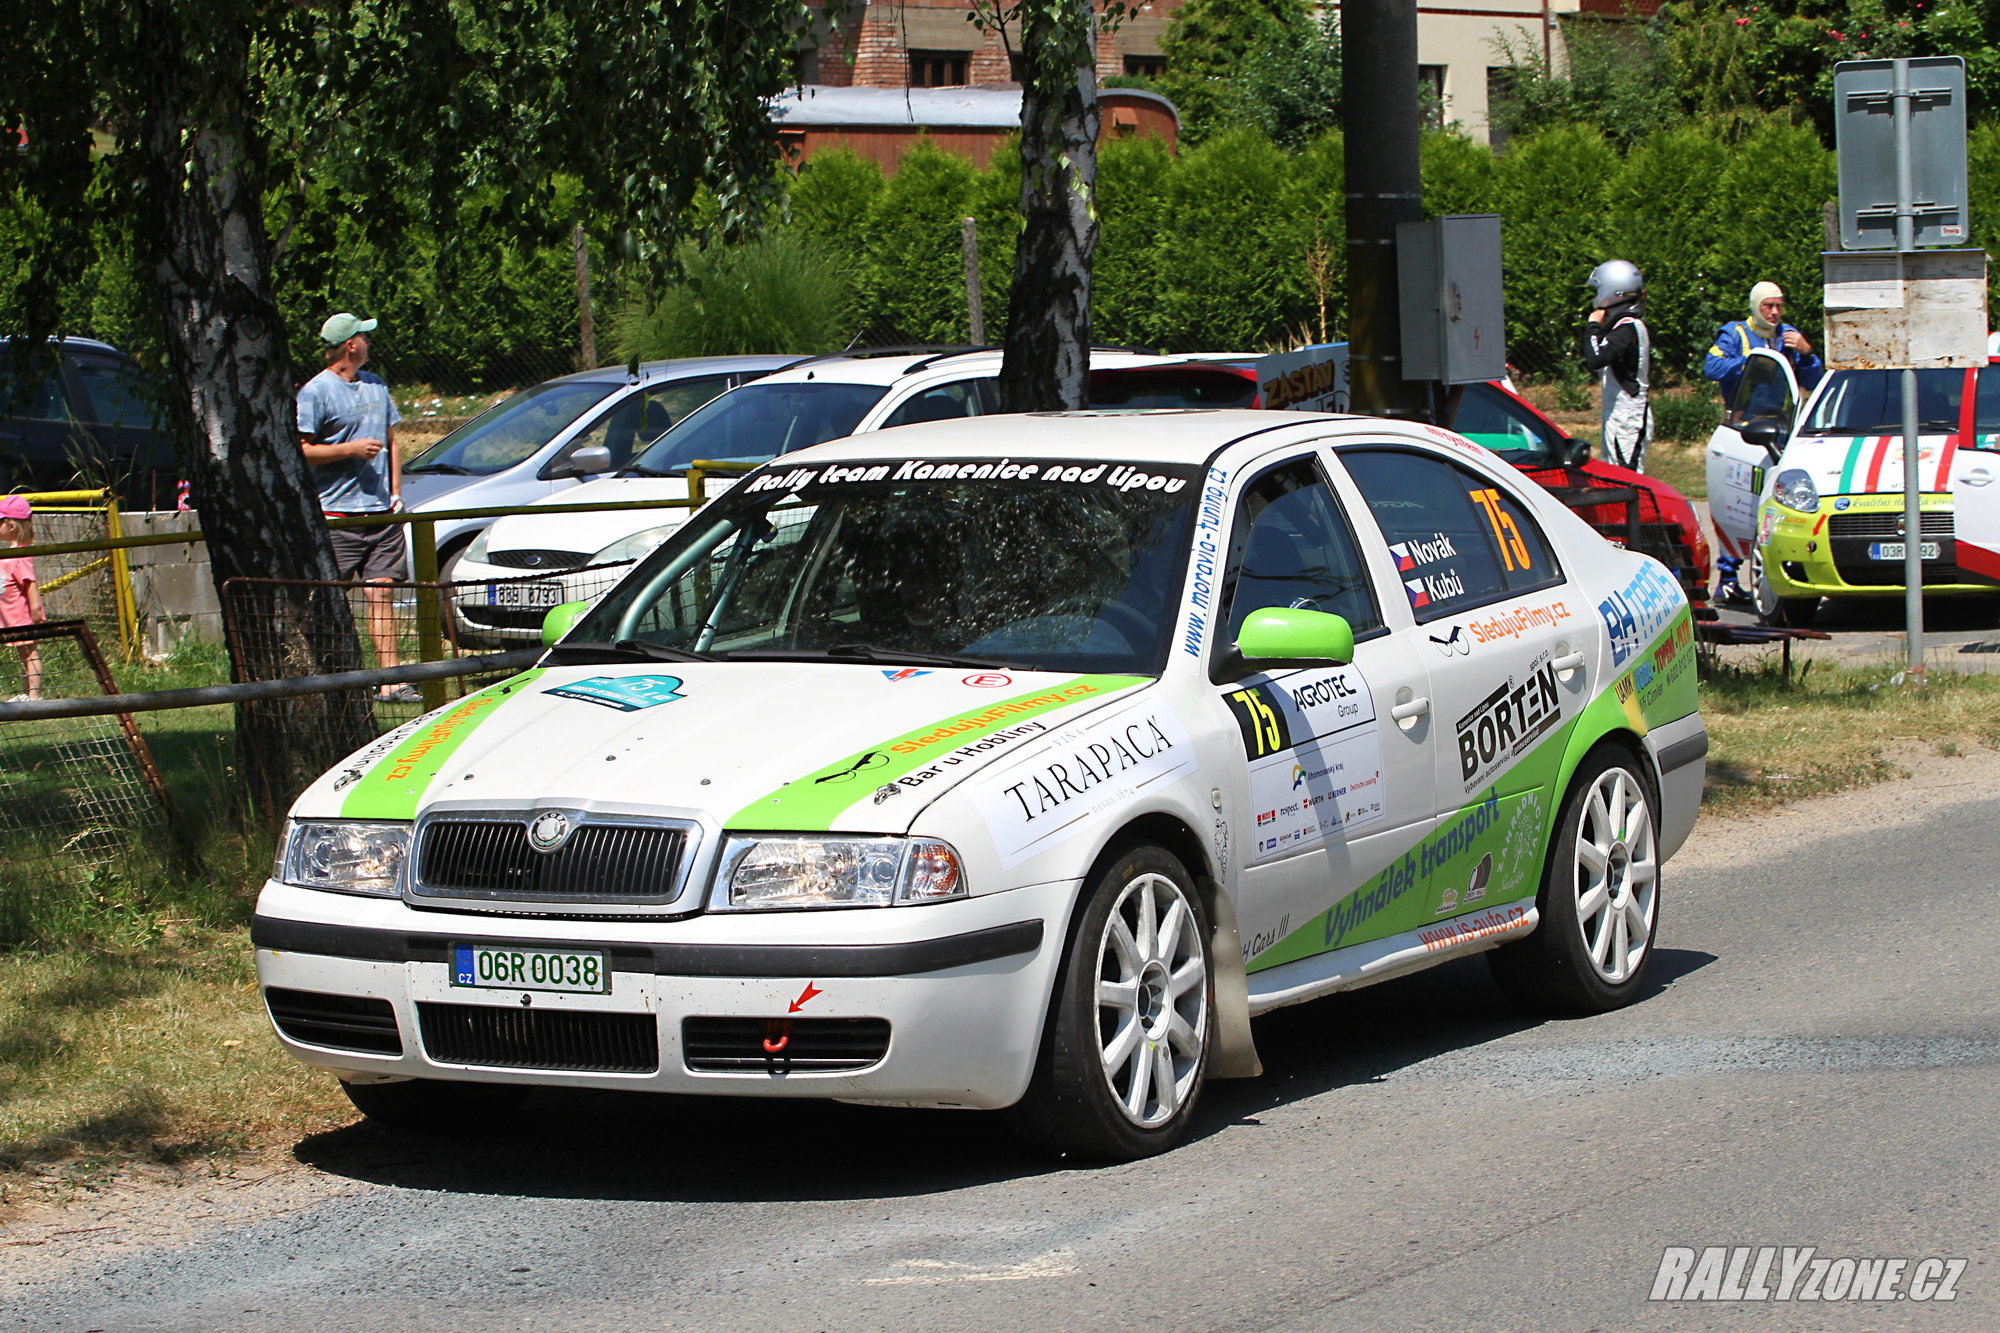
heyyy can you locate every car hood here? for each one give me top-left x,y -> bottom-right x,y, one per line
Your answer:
400,471 -> 480,509
298,662 -> 1151,834
483,476 -> 707,556
1777,432 -> 2000,496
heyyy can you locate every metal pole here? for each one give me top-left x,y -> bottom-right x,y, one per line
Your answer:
1894,61 -> 1925,677
1342,0 -> 1429,420
962,217 -> 985,345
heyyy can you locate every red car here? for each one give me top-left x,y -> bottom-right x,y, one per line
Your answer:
1090,359 -> 1712,607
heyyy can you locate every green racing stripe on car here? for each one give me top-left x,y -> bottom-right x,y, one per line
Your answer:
727,674 -> 1147,831
337,670 -> 549,820
1838,436 -> 1868,494
1246,608 -> 1696,974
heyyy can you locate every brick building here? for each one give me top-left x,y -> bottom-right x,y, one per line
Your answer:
794,0 -> 1657,149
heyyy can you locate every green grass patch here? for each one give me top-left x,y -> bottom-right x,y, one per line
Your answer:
0,931 -> 348,1209
1699,656 -> 2000,813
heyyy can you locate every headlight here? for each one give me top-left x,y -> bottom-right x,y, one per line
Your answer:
281,820 -> 410,896
1773,468 -> 1819,513
463,524 -> 494,562
590,523 -> 680,566
712,836 -> 967,911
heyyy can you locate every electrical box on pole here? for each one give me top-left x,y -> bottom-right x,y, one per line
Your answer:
1395,215 -> 1507,385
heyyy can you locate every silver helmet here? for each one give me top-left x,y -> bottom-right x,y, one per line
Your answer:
1587,259 -> 1644,309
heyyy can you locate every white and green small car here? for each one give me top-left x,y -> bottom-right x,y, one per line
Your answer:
256,410 -> 1706,1160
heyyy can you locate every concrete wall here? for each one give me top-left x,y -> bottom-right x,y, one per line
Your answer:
121,511 -> 222,657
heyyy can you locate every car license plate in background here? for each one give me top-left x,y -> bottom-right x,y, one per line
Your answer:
488,580 -> 564,609
1867,541 -> 1942,561
453,945 -> 610,994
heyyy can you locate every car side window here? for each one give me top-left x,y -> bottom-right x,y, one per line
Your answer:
557,377 -> 732,472
0,351 -> 68,422
1726,353 -> 1798,430
1446,383 -> 1558,463
1218,457 -> 1383,645
1339,449 -> 1562,622
71,354 -> 161,431
881,378 -> 993,429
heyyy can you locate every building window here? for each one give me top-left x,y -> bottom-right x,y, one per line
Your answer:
910,50 -> 970,87
1124,54 -> 1166,79
1418,64 -> 1446,130
1486,67 -> 1520,149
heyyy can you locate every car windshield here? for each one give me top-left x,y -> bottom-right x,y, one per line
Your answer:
406,381 -> 618,474
1801,368 -> 1965,435
625,382 -> 888,475
567,456 -> 1201,676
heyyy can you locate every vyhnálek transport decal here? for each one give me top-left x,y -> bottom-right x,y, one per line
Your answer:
338,670 -> 549,819
728,675 -> 1148,831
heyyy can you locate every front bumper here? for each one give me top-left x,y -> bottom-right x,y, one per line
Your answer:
449,555 -> 625,642
252,878 -> 1072,1110
1759,494 -> 1999,599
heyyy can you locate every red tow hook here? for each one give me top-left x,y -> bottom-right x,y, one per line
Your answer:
762,1018 -> 793,1054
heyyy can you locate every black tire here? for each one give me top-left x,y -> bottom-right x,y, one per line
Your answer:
1007,844 -> 1213,1162
339,1076 -> 530,1131
1751,550 -> 1819,627
1488,748 -> 1661,1014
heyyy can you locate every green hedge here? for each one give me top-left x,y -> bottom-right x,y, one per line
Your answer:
18,113 -> 2000,393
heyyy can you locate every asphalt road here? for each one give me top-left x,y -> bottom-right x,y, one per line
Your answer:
6,759 -> 1996,1332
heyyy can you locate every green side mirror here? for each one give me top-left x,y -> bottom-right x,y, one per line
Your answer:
1235,607 -> 1355,665
541,600 -> 589,647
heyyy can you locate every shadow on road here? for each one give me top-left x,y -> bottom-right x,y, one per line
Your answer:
293,946 -> 1716,1205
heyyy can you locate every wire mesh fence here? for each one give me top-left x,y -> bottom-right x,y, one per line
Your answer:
0,621 -> 173,937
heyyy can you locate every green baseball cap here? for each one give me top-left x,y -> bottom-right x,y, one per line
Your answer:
319,312 -> 378,345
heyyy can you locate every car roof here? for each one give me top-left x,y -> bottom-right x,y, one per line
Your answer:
0,335 -> 126,357
536,353 -> 804,388
782,407 -> 1458,468
740,346 -> 1175,389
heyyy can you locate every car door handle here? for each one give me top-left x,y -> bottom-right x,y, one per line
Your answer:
1390,696 -> 1430,722
1551,650 -> 1587,677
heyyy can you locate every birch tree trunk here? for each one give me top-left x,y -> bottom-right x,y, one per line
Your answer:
139,2 -> 375,819
998,0 -> 1101,413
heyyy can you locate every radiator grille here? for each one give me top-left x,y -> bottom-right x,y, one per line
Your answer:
681,1017 -> 892,1073
418,1003 -> 659,1073
1828,511 -> 1954,539
266,988 -> 403,1055
414,818 -> 688,904
485,548 -> 590,570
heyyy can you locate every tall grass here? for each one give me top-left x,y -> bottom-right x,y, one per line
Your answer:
611,231 -> 858,359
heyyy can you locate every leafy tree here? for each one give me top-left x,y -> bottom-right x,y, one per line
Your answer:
0,0 -> 805,813
1236,11 -> 1343,150
1158,0 -> 1309,144
858,140 -> 984,344
1488,16 -> 1680,148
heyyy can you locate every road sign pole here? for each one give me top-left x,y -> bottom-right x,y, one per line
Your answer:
1892,61 -> 1927,676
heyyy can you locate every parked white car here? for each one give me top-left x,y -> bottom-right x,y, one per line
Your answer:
1705,347 -> 2000,624
257,410 -> 1705,1161
447,347 -> 1174,643
399,356 -> 795,594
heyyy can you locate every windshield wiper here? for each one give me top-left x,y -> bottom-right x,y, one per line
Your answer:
543,638 -> 715,664
404,462 -> 470,475
732,643 -> 1025,669
618,464 -> 666,477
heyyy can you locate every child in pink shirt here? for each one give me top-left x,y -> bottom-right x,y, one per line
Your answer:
0,494 -> 45,701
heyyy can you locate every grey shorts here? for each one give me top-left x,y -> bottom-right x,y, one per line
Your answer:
327,518 -> 408,581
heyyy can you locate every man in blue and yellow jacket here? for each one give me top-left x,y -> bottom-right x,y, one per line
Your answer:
1704,281 -> 1823,402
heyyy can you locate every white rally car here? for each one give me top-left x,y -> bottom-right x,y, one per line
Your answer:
1706,347 -> 2000,624
256,411 -> 1706,1161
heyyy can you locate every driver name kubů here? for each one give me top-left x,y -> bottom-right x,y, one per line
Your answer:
554,456 -> 1203,679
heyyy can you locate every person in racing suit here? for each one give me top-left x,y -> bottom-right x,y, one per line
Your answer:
1703,281 -> 1824,603
1580,260 -> 1651,473
1704,280 -> 1823,402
